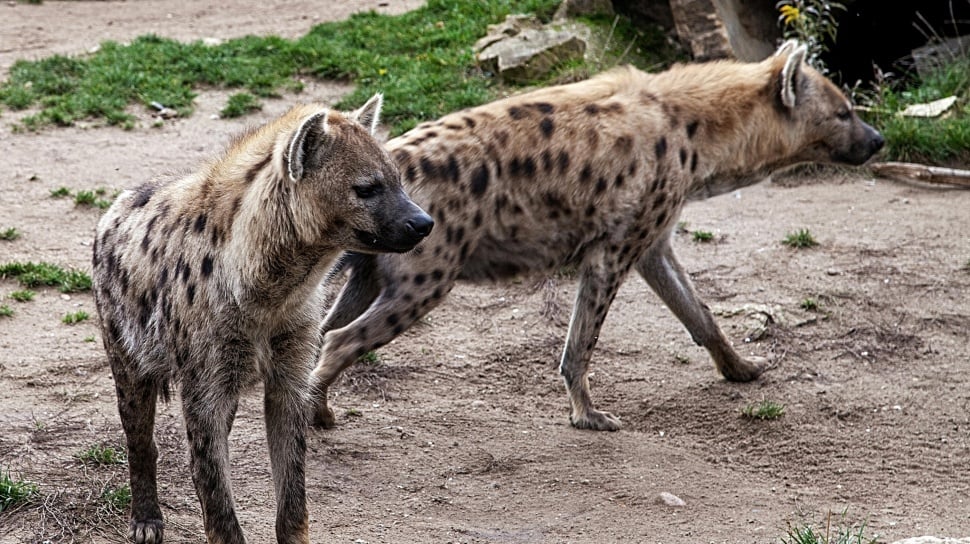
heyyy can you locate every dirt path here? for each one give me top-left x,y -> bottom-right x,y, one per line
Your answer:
2,2 -> 969,543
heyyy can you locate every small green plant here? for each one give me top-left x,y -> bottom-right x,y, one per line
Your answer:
0,305 -> 12,318
800,297 -> 819,311
62,310 -> 90,324
9,289 -> 36,302
84,335 -> 96,342
78,444 -> 127,466
49,186 -> 71,198
101,484 -> 132,512
221,92 -> 263,118
0,470 -> 38,513
359,351 -> 381,365
345,408 -> 363,417
691,230 -> 715,243
783,229 -> 818,249
0,228 -> 20,241
742,399 -> 786,420
776,0 -> 845,73
74,188 -> 113,209
0,261 -> 92,293
781,511 -> 877,544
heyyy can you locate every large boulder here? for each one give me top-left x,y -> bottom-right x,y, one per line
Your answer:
475,15 -> 588,83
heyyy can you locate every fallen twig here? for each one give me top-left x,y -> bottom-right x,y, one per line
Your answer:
871,161 -> 970,188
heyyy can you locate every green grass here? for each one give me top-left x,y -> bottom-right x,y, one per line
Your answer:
0,470 -> 38,513
49,186 -> 71,198
84,334 -> 96,342
691,230 -> 714,243
221,92 -> 262,118
800,297 -> 819,311
100,484 -> 132,512
62,310 -> 90,324
9,289 -> 36,302
359,351 -> 381,365
0,0 -> 679,135
741,399 -> 785,420
77,444 -> 127,466
0,305 -> 12,317
859,57 -> 970,164
781,512 -> 876,544
0,261 -> 92,293
0,227 -> 20,241
782,229 -> 818,249
74,188 -> 113,209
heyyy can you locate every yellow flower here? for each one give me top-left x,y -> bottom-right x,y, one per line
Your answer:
779,5 -> 801,25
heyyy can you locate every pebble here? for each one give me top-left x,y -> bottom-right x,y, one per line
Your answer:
657,492 -> 686,507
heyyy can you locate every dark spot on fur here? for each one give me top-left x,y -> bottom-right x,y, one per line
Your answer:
187,284 -> 196,305
393,149 -> 411,164
687,120 -> 699,139
557,150 -> 570,174
653,194 -> 667,210
595,177 -> 607,194
201,254 -> 213,277
405,163 -> 417,181
585,204 -> 596,217
679,148 -> 688,167
522,156 -> 536,177
584,103 -> 600,115
509,157 -> 522,178
459,241 -> 470,260
615,135 -> 633,154
193,214 -> 207,233
628,161 -> 638,176
455,226 -> 465,243
387,313 -> 400,326
245,154 -> 272,184
495,194 -> 508,212
655,210 -> 668,227
473,211 -> 483,228
392,324 -> 404,335
690,151 -> 699,173
470,164 -> 489,196
508,106 -> 527,120
495,130 -> 509,147
604,102 -> 624,114
420,156 -> 442,181
444,123 -> 463,130
655,137 -> 667,159
614,174 -> 624,187
539,117 -> 554,138
530,102 -> 555,114
541,150 -> 553,173
580,163 -> 593,183
414,274 -> 426,286
446,155 -> 461,183
462,116 -> 477,128
132,183 -> 156,208
640,91 -> 659,103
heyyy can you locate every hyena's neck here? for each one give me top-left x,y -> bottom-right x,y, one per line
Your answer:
646,58 -> 798,199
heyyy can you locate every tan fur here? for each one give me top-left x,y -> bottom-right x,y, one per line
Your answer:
309,42 -> 883,431
93,96 -> 431,543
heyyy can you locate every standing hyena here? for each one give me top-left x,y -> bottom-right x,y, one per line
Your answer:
310,41 -> 884,432
93,95 -> 433,544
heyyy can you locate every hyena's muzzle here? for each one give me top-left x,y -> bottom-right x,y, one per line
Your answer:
355,187 -> 433,253
835,117 -> 885,166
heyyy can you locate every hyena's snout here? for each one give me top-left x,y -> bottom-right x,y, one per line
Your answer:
361,190 -> 434,253
393,199 -> 434,251
843,120 -> 885,165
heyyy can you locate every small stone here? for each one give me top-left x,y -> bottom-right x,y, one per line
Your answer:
658,491 -> 686,507
826,268 -> 842,276
60,294 -> 71,301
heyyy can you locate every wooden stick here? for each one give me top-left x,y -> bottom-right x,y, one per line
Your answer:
870,161 -> 970,188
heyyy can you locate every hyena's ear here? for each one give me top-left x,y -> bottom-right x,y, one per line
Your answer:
779,42 -> 808,109
774,39 -> 801,57
351,93 -> 383,136
286,110 -> 332,182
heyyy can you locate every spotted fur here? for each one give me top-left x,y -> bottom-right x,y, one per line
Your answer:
93,95 -> 432,543
310,41 -> 883,431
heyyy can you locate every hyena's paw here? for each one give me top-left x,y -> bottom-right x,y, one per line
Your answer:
570,409 -> 622,432
130,518 -> 164,544
310,402 -> 337,429
720,355 -> 767,383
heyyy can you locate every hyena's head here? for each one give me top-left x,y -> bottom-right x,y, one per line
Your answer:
773,41 -> 884,166
284,94 -> 433,253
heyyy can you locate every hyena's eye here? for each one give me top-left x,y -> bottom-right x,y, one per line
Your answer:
835,107 -> 852,121
354,184 -> 382,199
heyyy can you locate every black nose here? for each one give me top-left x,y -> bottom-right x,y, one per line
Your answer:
871,132 -> 885,153
406,213 -> 434,238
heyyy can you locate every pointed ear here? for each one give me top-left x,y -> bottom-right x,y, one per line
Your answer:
774,39 -> 800,57
780,43 -> 808,109
351,93 -> 383,135
286,110 -> 331,182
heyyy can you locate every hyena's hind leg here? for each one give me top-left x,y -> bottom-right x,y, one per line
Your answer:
108,351 -> 164,544
636,236 -> 765,382
559,246 -> 631,432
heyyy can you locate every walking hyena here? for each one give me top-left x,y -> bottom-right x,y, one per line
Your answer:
93,94 -> 433,544
309,41 -> 884,431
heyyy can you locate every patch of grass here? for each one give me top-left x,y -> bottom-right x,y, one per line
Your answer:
781,512 -> 877,544
0,0 -> 680,135
741,399 -> 785,420
77,444 -> 127,466
100,484 -> 132,512
49,186 -> 71,198
74,188 -> 113,209
691,230 -> 715,243
800,297 -> 819,311
0,305 -> 12,317
1,470 -> 38,513
62,310 -> 90,324
84,334 -> 96,342
0,261 -> 92,293
0,227 -> 20,241
782,229 -> 818,249
345,408 -> 363,417
221,92 -> 262,118
9,289 -> 36,302
359,351 -> 381,365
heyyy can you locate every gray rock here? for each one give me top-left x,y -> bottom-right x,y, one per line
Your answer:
475,15 -> 587,83
657,491 -> 686,507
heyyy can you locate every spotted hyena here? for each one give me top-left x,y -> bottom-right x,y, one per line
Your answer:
93,94 -> 433,544
310,41 -> 883,432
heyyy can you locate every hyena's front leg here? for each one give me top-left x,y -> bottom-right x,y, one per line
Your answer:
637,236 -> 765,382
180,380 -> 246,544
109,352 -> 164,544
560,248 -> 628,432
264,330 -> 314,544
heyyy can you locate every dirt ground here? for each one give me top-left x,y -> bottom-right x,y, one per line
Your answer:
1,2 -> 969,543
